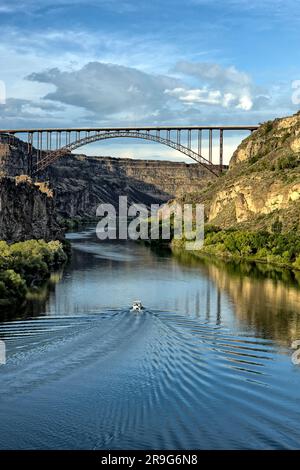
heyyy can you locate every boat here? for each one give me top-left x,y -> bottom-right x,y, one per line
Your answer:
131,300 -> 144,312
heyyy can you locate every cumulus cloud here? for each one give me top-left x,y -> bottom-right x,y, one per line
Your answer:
27,62 -> 180,121
26,60 -> 264,124
165,86 -> 253,110
165,87 -> 222,106
0,97 -> 72,128
167,61 -> 260,111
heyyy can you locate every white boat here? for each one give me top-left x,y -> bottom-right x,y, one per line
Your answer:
131,300 -> 143,312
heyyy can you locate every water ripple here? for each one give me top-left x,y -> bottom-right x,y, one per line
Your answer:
0,308 -> 299,449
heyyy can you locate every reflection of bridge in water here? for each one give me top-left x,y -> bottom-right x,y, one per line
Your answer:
0,125 -> 258,176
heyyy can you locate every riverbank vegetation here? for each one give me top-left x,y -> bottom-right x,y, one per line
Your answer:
172,225 -> 300,271
0,239 -> 68,307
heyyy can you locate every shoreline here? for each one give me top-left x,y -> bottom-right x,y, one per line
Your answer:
173,243 -> 300,273
0,239 -> 69,311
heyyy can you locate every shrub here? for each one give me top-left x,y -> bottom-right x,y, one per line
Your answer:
294,256 -> 300,270
204,225 -> 221,235
202,227 -> 300,268
0,239 -> 67,305
249,154 -> 260,165
276,154 -> 299,170
271,217 -> 283,234
0,269 -> 27,304
264,121 -> 273,133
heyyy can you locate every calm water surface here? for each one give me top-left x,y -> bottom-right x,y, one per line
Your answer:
0,226 -> 300,449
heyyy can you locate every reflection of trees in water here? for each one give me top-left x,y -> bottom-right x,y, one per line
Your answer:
173,248 -> 300,346
173,248 -> 300,288
0,269 -> 64,323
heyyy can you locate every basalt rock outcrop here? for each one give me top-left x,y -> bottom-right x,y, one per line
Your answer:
0,137 -> 31,176
0,176 -> 63,242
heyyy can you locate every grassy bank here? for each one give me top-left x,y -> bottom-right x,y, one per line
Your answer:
0,239 -> 68,307
172,225 -> 300,271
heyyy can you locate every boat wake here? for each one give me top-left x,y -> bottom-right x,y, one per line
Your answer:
0,307 -> 299,449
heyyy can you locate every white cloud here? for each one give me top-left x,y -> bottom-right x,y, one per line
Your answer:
165,87 -> 222,105
223,93 -> 235,108
236,95 -> 253,111
165,86 -> 254,110
24,60 -> 263,122
169,61 -> 261,111
27,62 -> 180,122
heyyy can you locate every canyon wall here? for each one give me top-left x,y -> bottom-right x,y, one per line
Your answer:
0,137 -> 31,176
0,137 -> 215,219
0,176 -> 63,242
44,154 -> 213,218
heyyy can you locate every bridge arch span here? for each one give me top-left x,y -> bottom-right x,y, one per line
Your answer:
36,130 -> 220,176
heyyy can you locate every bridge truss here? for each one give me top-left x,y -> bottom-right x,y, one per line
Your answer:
0,125 -> 258,177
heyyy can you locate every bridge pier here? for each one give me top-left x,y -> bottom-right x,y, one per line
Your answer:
209,129 -> 213,163
219,129 -> 224,172
27,132 -> 33,177
198,129 -> 202,156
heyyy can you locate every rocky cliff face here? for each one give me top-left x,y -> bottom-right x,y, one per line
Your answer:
230,113 -> 300,167
0,176 -> 63,242
0,136 -> 32,176
44,154 -> 213,218
0,136 -> 214,218
181,112 -> 300,232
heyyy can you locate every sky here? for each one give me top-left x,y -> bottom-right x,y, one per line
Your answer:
0,0 -> 299,163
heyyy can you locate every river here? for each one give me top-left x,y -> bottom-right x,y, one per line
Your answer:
0,226 -> 300,449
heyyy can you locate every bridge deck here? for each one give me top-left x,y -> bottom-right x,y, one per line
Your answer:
0,125 -> 259,134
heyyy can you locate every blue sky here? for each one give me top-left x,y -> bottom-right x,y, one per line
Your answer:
0,0 -> 299,162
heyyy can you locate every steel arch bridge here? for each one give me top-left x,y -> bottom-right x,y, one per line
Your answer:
0,125 -> 259,177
